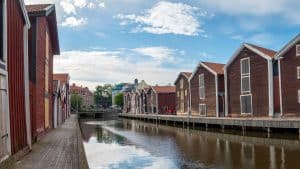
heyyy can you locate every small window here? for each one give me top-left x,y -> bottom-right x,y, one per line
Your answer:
296,45 -> 300,57
297,67 -> 300,79
177,91 -> 179,97
241,95 -> 252,114
241,76 -> 251,92
241,58 -> 250,75
199,104 -> 206,116
180,91 -> 184,100
199,74 -> 205,99
180,79 -> 183,89
184,89 -> 187,96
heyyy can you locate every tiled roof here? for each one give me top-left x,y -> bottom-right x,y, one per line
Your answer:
53,73 -> 69,84
246,43 -> 277,58
202,62 -> 225,75
152,86 -> 175,93
26,4 -> 51,13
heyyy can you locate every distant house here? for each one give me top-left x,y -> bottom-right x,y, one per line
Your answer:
275,34 -> 300,116
147,86 -> 176,115
4,0 -> 32,156
26,4 -> 60,141
53,73 -> 70,120
112,83 -> 128,106
190,62 -> 225,117
174,72 -> 192,116
225,43 -> 277,117
70,83 -> 94,109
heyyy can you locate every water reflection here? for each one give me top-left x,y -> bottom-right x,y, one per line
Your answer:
80,119 -> 300,169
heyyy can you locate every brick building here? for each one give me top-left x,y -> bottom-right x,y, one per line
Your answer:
70,83 -> 94,109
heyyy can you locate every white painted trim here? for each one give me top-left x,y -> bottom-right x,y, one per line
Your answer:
18,0 -> 31,28
188,78 -> 192,117
199,103 -> 206,116
268,60 -> 274,117
215,75 -> 219,117
275,34 -> 300,59
189,62 -> 218,81
296,45 -> 300,57
240,94 -> 253,114
240,58 -> 251,94
297,67 -> 300,79
225,43 -> 272,70
298,90 -> 300,104
224,68 -> 228,117
174,72 -> 191,85
278,60 -> 283,116
23,25 -> 31,149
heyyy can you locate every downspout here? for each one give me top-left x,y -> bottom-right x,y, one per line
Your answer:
24,24 -> 32,149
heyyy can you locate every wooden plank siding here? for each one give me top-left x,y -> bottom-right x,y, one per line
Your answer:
175,74 -> 190,116
190,66 -> 217,117
280,42 -> 300,116
157,93 -> 176,115
7,0 -> 28,154
227,48 -> 270,117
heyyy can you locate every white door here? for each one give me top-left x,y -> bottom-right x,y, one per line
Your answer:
0,74 -> 10,160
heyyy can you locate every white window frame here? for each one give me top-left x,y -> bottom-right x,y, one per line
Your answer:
240,94 -> 253,114
298,90 -> 300,104
297,67 -> 300,79
240,58 -> 251,93
199,74 -> 205,99
296,44 -> 300,57
180,79 -> 183,89
199,104 -> 206,116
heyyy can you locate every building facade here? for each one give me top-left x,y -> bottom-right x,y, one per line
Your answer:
26,4 -> 60,141
190,62 -> 225,117
225,43 -> 277,117
174,72 -> 192,116
275,34 -> 300,116
70,83 -> 94,109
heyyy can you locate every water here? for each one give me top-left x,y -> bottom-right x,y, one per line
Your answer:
79,118 -> 300,169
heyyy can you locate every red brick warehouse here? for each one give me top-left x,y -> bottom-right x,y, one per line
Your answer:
26,4 -> 60,142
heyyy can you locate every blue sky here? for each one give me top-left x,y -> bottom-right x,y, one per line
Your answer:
25,0 -> 300,90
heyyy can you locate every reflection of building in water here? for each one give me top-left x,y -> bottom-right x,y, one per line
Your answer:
241,142 -> 255,169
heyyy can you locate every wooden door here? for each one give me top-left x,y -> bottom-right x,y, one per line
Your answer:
0,74 -> 10,160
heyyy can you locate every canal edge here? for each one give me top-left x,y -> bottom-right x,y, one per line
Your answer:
76,115 -> 90,169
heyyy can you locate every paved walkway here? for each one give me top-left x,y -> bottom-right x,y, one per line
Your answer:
13,115 -> 88,169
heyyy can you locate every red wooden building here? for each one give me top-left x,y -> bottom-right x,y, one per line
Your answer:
275,34 -> 300,116
190,62 -> 225,117
26,4 -> 60,142
5,0 -> 32,156
174,72 -> 192,116
147,86 -> 176,115
225,43 -> 277,117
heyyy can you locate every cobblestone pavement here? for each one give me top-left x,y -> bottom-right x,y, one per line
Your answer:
13,115 -> 88,169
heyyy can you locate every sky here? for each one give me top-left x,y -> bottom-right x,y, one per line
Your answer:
25,0 -> 300,90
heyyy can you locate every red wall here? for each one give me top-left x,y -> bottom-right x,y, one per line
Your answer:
7,0 -> 28,154
158,93 -> 176,115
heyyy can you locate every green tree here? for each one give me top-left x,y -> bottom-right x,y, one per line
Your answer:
94,84 -> 112,107
71,94 -> 83,112
115,93 -> 124,107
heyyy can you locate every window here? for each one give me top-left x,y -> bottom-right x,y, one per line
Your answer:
180,79 -> 183,89
296,45 -> 300,57
180,91 -> 184,100
241,58 -> 251,93
297,67 -> 300,79
199,104 -> 206,116
184,89 -> 187,96
298,90 -> 300,104
180,102 -> 184,113
199,74 -> 205,99
241,95 -> 252,114
177,91 -> 179,97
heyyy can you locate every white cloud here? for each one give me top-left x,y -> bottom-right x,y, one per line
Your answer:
74,0 -> 87,8
61,16 -> 87,27
115,1 -> 207,36
60,1 -> 76,15
54,49 -> 188,90
132,46 -> 181,63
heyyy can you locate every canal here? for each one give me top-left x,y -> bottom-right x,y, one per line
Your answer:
79,117 -> 300,169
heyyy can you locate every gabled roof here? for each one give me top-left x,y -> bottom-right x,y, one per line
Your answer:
26,4 -> 60,55
275,34 -> 300,59
174,72 -> 192,84
151,86 -> 175,94
189,61 -> 225,81
225,43 -> 277,69
202,62 -> 225,75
